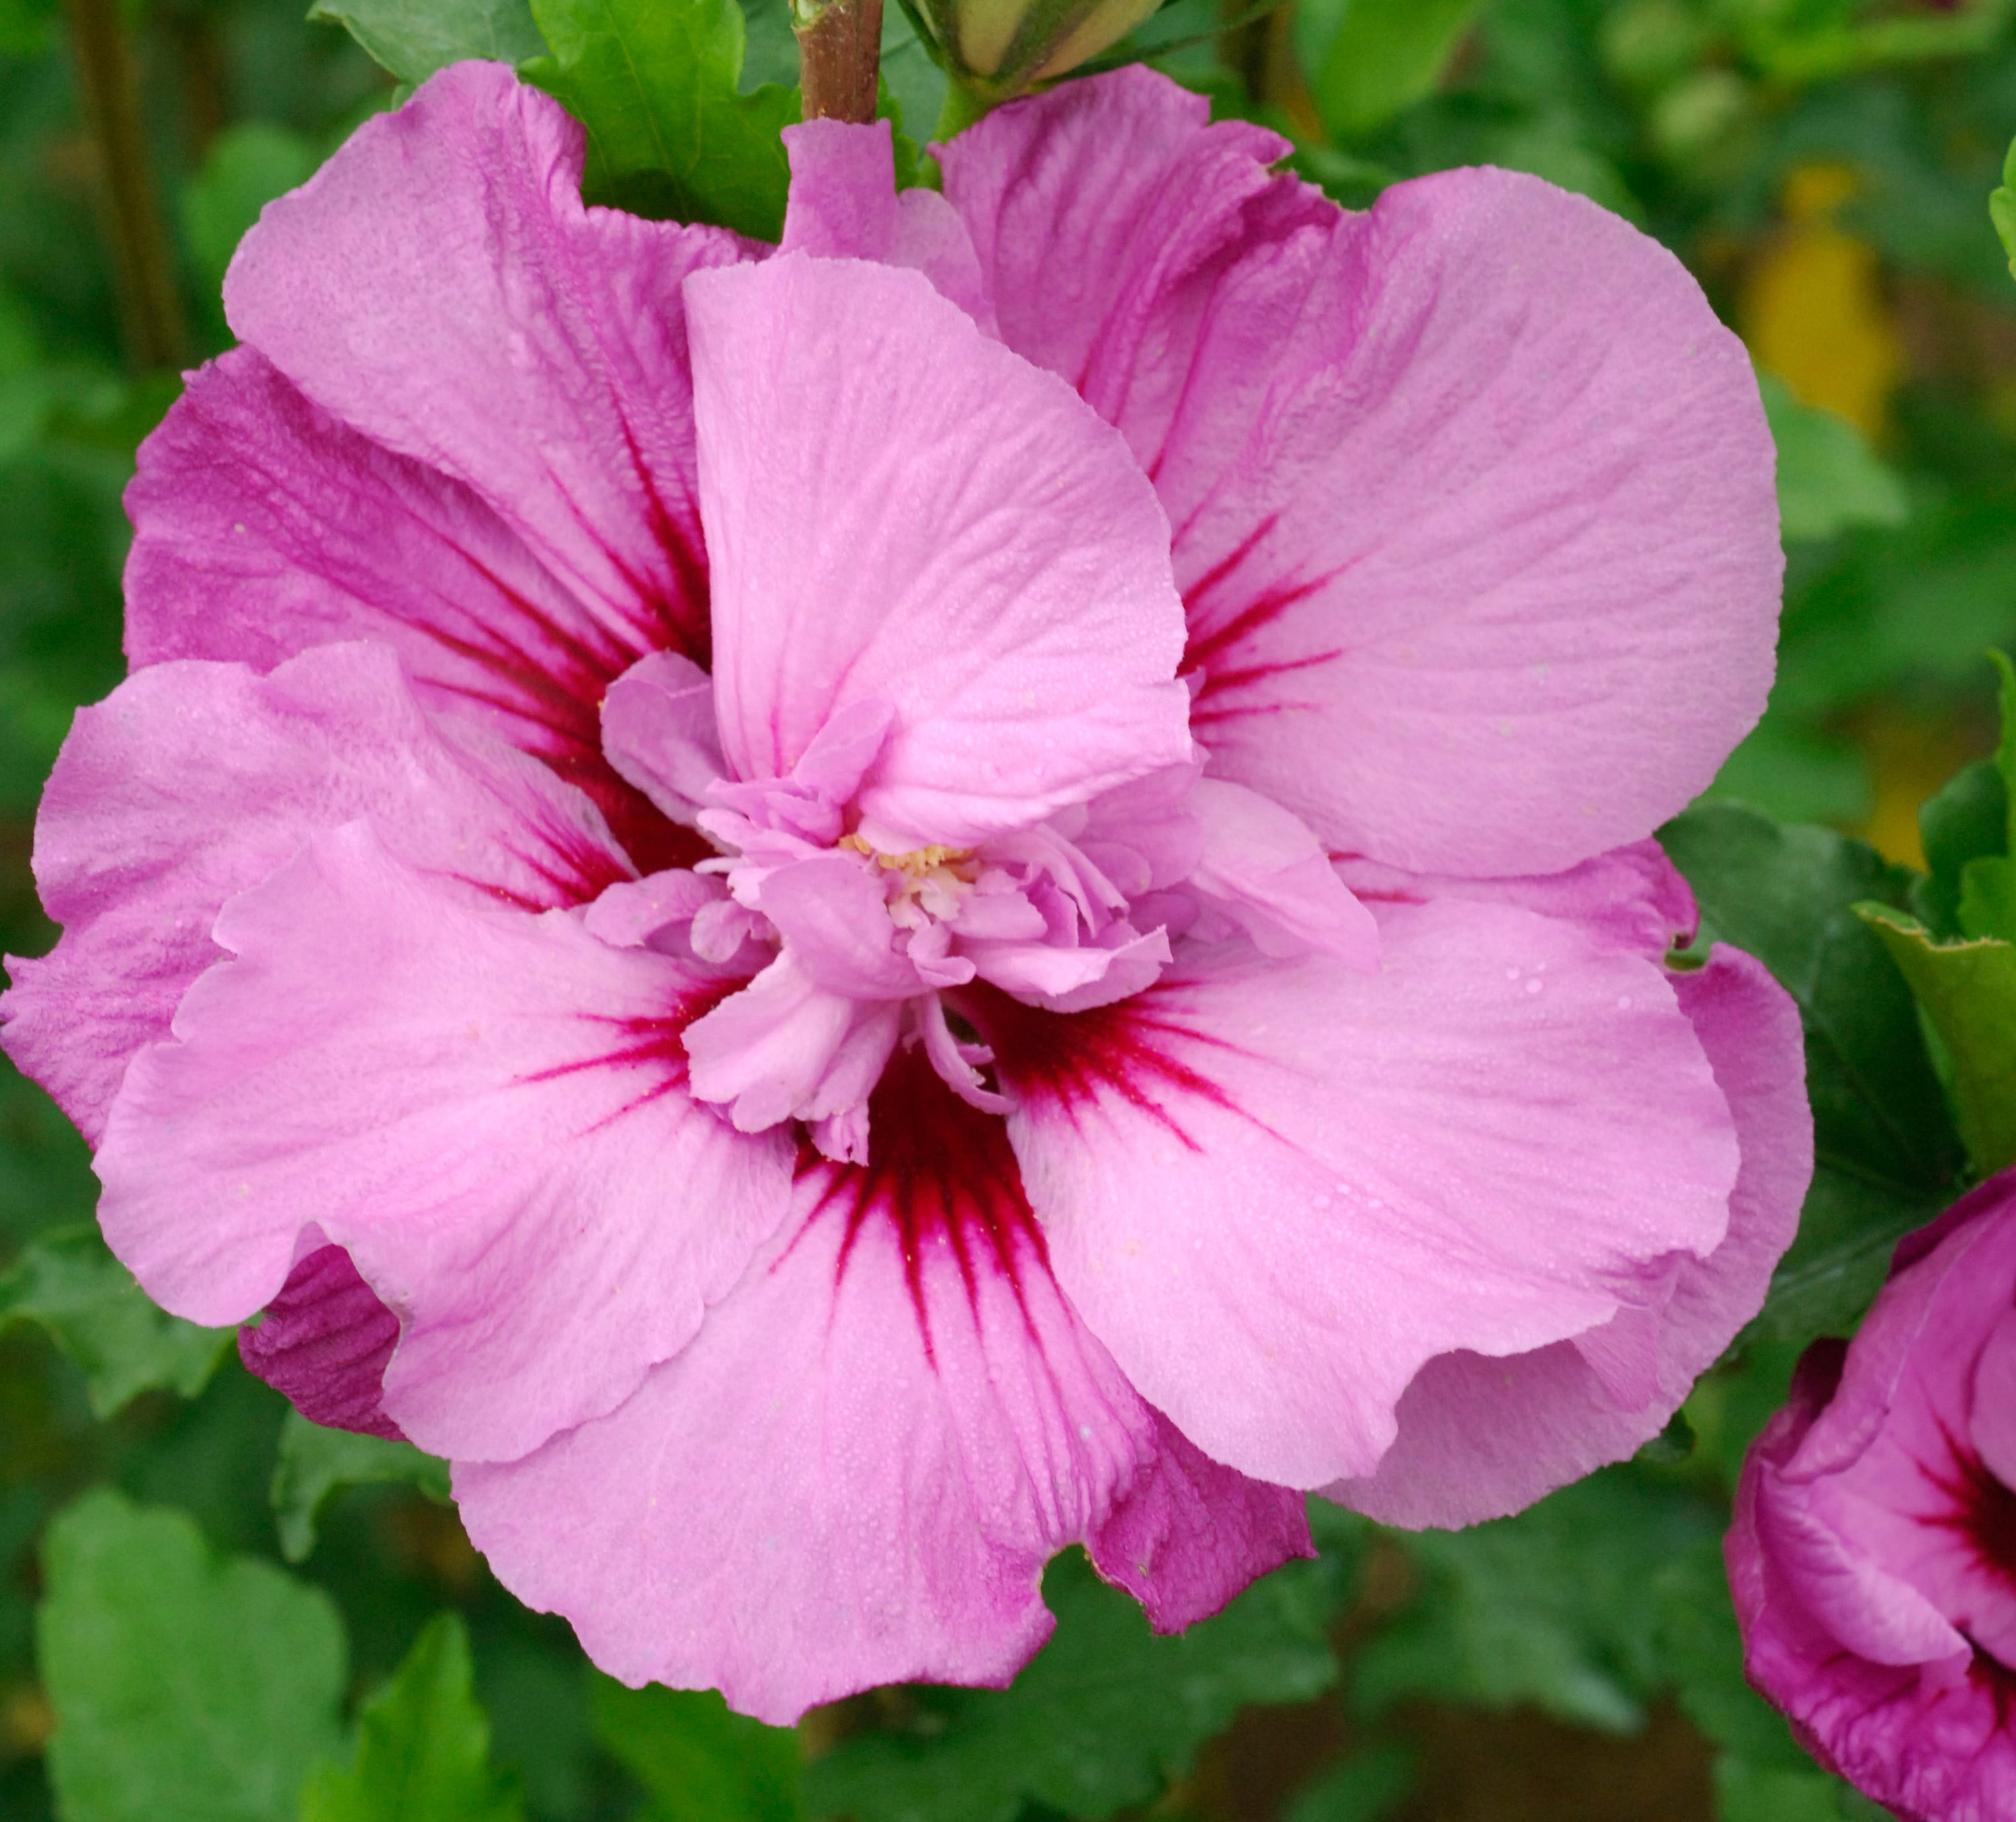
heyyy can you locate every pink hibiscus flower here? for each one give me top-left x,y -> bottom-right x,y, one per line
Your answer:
1728,1177 -> 2016,1822
0,60 -> 1810,1719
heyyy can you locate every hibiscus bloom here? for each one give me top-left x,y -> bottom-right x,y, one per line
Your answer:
1729,1176 -> 2016,1822
0,61 -> 1808,1719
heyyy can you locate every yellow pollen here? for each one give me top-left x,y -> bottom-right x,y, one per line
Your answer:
837,835 -> 974,878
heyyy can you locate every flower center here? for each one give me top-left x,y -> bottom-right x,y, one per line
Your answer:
837,835 -> 980,929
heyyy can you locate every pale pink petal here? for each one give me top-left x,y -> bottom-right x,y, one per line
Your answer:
780,118 -> 994,328
239,1243 -> 403,1440
942,70 -> 1780,876
455,1050 -> 1304,1721
755,855 -> 927,997
222,61 -> 748,675
1186,777 -> 1377,967
983,895 -> 1741,1489
685,252 -> 1191,849
94,823 -> 792,1462
581,869 -> 724,951
681,948 -> 902,1132
0,642 -> 628,1143
971,921 -> 1171,1009
600,651 -> 726,825
1329,943 -> 1810,1526
123,349 -> 700,875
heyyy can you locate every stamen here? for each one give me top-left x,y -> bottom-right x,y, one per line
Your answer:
837,834 -> 976,878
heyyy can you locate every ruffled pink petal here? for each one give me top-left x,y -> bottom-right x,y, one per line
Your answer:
239,1243 -> 404,1440
941,69 -> 1780,877
455,1049 -> 1304,1722
94,822 -> 793,1462
221,61 -> 748,688
685,252 -> 1191,850
124,348 -> 702,876
982,895 -> 1742,1489
683,948 -> 904,1136
1089,1409 -> 1312,1632
780,118 -> 994,328
0,642 -> 628,1143
1186,777 -> 1376,967
1329,942 -> 1810,1526
599,651 -> 726,826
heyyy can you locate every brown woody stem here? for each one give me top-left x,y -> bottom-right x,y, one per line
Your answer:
796,0 -> 885,124
65,0 -> 187,372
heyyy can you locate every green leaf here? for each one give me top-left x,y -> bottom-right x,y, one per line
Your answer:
1282,1744 -> 1417,1822
1914,756 -> 2004,938
1652,1538 -> 1810,1775
1990,134 -> 2015,280
270,1408 -> 452,1564
1353,1468 -> 1720,1735
524,0 -> 798,239
308,0 -> 548,84
591,1677 -> 804,1822
0,1225 -> 233,1417
300,1612 -> 524,1822
1757,372 -> 1908,544
1857,904 -> 2016,1177
181,123 -> 321,300
1299,0 -> 1487,137
1660,805 -> 1965,1341
1680,1335 -> 1806,1493
37,1489 -> 347,1822
1700,707 -> 1870,829
806,1545 -> 1341,1822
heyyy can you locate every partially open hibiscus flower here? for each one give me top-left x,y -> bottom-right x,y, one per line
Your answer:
0,60 -> 1811,1719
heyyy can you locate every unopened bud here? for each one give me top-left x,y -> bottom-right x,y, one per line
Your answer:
917,0 -> 1159,108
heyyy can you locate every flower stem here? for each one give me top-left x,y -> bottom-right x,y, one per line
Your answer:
796,0 -> 886,124
64,0 -> 187,372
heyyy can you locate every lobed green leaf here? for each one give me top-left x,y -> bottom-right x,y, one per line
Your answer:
591,1676 -> 804,1822
300,1612 -> 524,1822
1353,1469 -> 1720,1736
308,0 -> 548,85
1661,804 -> 1965,1341
269,1407 -> 453,1564
807,1544 -> 1341,1822
523,0 -> 798,240
0,1225 -> 233,1417
36,1489 -> 347,1822
1758,372 -> 1908,545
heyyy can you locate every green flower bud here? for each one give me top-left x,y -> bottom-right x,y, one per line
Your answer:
915,0 -> 1160,114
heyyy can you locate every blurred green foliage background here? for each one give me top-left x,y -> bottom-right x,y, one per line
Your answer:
0,0 -> 2012,1817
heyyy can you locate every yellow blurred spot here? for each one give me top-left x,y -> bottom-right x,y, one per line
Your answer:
1742,161 -> 1902,440
1854,708 -> 1980,872
1,1684 -> 53,1757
